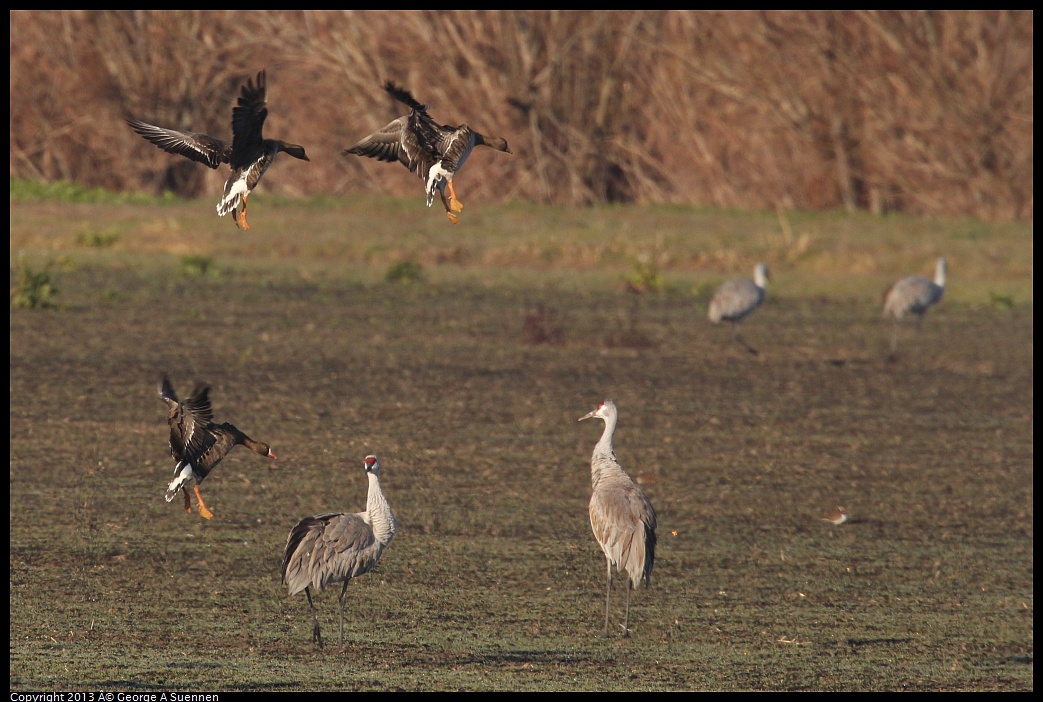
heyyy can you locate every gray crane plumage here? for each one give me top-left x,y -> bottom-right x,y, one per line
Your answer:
579,399 -> 657,638
883,256 -> 946,356
281,454 -> 396,648
708,262 -> 769,354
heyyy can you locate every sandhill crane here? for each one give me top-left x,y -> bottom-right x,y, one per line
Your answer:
344,82 -> 512,224
159,375 -> 276,520
282,454 -> 397,648
708,262 -> 770,354
883,256 -> 946,356
579,399 -> 657,638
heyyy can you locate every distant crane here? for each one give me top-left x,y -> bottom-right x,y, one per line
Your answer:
882,256 -> 946,356
159,375 -> 276,520
708,262 -> 770,354
579,399 -> 657,638
281,455 -> 397,648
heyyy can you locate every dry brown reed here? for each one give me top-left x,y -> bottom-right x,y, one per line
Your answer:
9,10 -> 1033,221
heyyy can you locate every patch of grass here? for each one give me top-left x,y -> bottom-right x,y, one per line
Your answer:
10,178 -> 177,204
180,255 -> 221,278
10,260 -> 60,309
75,229 -> 120,248
8,197 -> 1035,306
988,291 -> 1015,310
622,255 -> 663,294
385,259 -> 426,284
692,280 -> 719,300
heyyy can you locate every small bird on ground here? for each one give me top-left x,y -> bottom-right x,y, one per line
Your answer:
818,507 -> 849,525
344,82 -> 512,224
159,374 -> 276,519
128,69 -> 309,230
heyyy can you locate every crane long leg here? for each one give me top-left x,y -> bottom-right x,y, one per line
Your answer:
306,587 -> 324,650
734,324 -> 758,355
338,580 -> 351,646
622,580 -> 634,638
604,558 -> 613,638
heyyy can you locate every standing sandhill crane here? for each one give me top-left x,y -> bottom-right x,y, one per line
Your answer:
882,256 -> 946,356
159,375 -> 277,520
579,399 -> 657,638
708,262 -> 770,354
282,454 -> 397,648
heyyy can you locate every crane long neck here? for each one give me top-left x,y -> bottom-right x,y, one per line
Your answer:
591,414 -> 624,485
754,264 -> 768,289
934,259 -> 946,288
366,473 -> 397,545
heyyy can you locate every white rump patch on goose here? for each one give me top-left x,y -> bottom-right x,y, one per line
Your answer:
165,462 -> 195,502
425,161 -> 453,206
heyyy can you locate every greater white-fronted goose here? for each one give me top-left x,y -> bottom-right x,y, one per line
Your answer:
128,69 -> 309,230
344,81 -> 511,224
159,374 -> 276,519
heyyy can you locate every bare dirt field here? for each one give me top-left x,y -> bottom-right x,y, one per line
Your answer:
9,200 -> 1033,691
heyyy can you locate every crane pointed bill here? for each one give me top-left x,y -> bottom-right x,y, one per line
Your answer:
578,409 -> 597,422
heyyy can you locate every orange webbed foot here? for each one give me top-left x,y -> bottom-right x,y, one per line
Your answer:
447,182 -> 464,213
194,485 -> 214,520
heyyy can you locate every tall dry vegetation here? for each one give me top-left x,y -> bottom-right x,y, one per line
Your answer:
9,10 -> 1033,221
